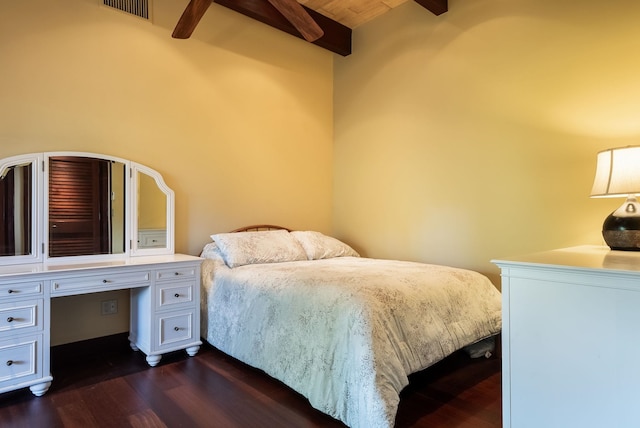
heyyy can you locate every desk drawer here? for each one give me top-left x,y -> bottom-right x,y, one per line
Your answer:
0,335 -> 41,388
0,283 -> 43,300
157,282 -> 195,310
51,271 -> 151,295
155,267 -> 197,281
157,311 -> 195,349
0,300 -> 41,334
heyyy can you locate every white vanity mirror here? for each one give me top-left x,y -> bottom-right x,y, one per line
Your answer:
0,151 -> 174,265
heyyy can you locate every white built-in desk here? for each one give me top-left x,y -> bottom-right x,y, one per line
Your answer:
0,254 -> 202,396
494,246 -> 640,428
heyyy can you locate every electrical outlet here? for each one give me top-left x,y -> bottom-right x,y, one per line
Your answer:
101,299 -> 118,315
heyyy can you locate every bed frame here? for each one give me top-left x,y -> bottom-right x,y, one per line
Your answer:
230,224 -> 290,232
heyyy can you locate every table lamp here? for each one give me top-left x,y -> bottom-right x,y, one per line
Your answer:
591,145 -> 640,250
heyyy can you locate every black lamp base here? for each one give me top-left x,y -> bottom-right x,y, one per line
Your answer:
602,213 -> 640,251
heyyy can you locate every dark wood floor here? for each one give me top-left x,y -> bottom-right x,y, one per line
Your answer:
0,334 -> 501,427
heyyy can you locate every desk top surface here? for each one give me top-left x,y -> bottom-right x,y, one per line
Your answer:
493,245 -> 640,273
0,254 -> 202,278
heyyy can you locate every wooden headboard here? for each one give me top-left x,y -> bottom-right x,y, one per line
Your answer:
230,224 -> 291,233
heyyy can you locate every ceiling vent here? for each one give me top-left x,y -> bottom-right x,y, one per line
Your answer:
103,0 -> 150,20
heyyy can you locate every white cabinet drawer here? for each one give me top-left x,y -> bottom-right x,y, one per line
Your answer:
157,311 -> 195,348
51,270 -> 151,296
0,335 -> 41,388
157,282 -> 195,310
155,267 -> 196,281
138,230 -> 166,248
0,282 -> 43,300
0,300 -> 41,334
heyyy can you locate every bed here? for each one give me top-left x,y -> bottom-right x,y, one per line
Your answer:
199,226 -> 501,428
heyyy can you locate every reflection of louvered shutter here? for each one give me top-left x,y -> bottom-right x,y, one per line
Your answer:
0,168 -> 16,255
0,165 -> 31,257
49,157 -> 110,257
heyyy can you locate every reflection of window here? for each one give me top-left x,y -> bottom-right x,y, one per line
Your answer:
48,157 -> 119,257
0,164 -> 31,256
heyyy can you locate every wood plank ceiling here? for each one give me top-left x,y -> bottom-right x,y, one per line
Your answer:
173,0 -> 448,56
299,0 -> 444,29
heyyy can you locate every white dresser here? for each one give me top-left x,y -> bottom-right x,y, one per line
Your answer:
0,151 -> 203,397
494,246 -> 640,428
0,254 -> 202,396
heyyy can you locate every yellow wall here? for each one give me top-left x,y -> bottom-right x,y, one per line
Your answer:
1,0 -> 333,344
333,0 -> 640,285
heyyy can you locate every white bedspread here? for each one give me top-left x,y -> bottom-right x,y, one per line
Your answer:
200,255 -> 501,428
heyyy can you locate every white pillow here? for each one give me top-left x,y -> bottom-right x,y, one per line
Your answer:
290,231 -> 359,260
211,230 -> 307,268
200,242 -> 224,262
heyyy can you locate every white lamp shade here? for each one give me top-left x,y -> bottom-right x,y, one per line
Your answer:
591,146 -> 640,198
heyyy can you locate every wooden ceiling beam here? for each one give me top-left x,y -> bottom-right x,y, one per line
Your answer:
266,0 -> 324,42
172,0 -> 212,39
213,0 -> 352,56
414,0 -> 448,16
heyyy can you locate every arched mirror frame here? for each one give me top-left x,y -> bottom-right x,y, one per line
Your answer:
131,162 -> 175,256
0,153 -> 43,265
0,152 -> 174,266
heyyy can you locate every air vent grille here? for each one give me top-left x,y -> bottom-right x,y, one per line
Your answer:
103,0 -> 150,20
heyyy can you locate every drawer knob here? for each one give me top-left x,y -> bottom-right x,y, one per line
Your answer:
102,279 -> 108,283
6,317 -> 14,323
174,293 -> 180,298
174,272 -> 180,276
174,326 -> 180,331
6,360 -> 13,366
7,289 -> 14,294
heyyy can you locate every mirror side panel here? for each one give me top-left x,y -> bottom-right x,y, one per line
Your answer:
131,163 -> 174,256
0,153 -> 43,265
